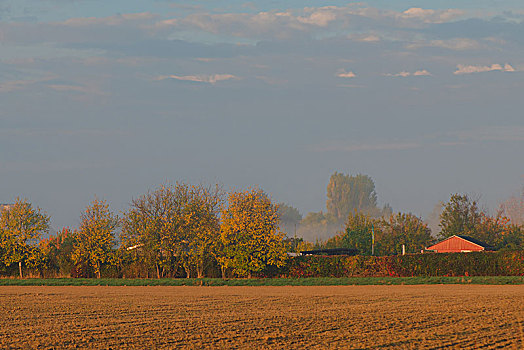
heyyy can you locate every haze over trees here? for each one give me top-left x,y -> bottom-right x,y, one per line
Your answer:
1,179 -> 524,279
294,172 -> 392,241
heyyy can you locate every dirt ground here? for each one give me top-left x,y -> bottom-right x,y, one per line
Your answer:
1,285 -> 523,349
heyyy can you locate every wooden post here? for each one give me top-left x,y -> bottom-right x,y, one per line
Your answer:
19,261 -> 23,279
402,245 -> 406,256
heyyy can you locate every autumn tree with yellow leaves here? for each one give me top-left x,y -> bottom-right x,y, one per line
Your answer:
219,188 -> 287,278
0,198 -> 50,278
72,198 -> 119,278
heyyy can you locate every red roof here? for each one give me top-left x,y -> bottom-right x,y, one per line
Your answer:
426,235 -> 492,253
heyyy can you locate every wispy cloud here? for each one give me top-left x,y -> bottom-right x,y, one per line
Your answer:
156,5 -> 466,41
385,69 -> 432,77
155,74 -> 239,84
399,8 -> 464,23
406,38 -> 482,51
454,63 -> 517,75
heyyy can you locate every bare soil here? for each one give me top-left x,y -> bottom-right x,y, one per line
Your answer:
1,285 -> 523,349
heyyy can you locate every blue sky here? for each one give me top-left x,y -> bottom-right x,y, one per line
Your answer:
1,1 -> 523,234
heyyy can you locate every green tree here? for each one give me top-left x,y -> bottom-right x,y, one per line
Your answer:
219,188 -> 287,278
343,211 -> 376,255
72,198 -> 119,278
379,213 -> 433,255
326,172 -> 378,221
439,194 -> 482,238
0,198 -> 50,277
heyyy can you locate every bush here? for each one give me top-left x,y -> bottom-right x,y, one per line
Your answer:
271,251 -> 524,278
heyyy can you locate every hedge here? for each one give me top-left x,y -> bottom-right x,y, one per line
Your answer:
269,251 -> 524,278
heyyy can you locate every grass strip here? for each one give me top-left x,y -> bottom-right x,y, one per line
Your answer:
0,276 -> 523,286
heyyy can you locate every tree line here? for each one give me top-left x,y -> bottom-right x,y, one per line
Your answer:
0,185 -> 287,279
1,174 -> 523,279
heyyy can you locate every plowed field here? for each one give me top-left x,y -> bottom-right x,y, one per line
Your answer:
1,285 -> 523,349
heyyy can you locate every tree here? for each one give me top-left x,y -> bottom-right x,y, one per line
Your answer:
181,184 -> 223,278
122,184 -> 187,278
122,183 -> 223,278
343,211 -> 377,255
439,194 -> 482,238
219,188 -> 287,278
379,213 -> 433,255
277,203 -> 302,236
39,227 -> 78,277
500,190 -> 524,226
474,213 -> 512,248
0,198 -> 50,278
72,198 -> 119,278
326,172 -> 378,221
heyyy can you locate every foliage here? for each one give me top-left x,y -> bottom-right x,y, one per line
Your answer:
378,213 -> 433,255
39,227 -> 78,277
339,212 -> 433,256
181,184 -> 223,278
342,211 -> 377,255
439,193 -> 521,249
277,203 -> 302,226
279,251 -> 524,278
0,198 -> 50,277
497,225 -> 524,251
284,237 -> 313,253
72,198 -> 119,278
326,172 -> 378,221
439,194 -> 482,238
219,188 -> 287,277
121,183 -> 223,278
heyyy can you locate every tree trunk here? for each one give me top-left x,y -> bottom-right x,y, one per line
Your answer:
197,260 -> 204,279
96,261 -> 101,279
156,264 -> 160,279
19,261 -> 23,279
221,266 -> 226,279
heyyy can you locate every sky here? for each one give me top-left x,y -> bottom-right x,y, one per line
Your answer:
1,0 -> 523,233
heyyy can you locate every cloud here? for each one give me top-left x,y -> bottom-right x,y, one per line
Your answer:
347,33 -> 381,42
406,38 -> 482,50
336,69 -> 356,78
400,8 -> 464,24
155,74 -> 239,84
46,83 -> 106,96
385,69 -> 432,77
62,12 -> 157,27
454,63 -> 517,74
156,5 -> 467,41
0,74 -> 56,92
